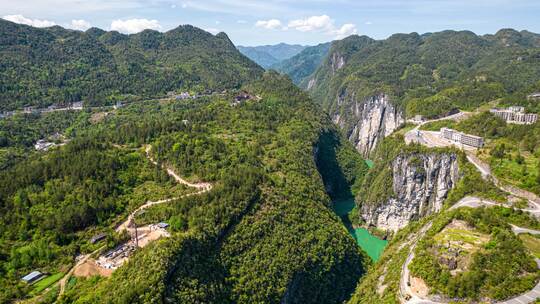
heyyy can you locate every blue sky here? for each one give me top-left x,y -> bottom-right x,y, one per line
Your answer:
1,0 -> 539,46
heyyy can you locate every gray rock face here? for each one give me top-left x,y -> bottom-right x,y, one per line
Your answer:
361,153 -> 459,231
330,52 -> 345,74
333,93 -> 404,157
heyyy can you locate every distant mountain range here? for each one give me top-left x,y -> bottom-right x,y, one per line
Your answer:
0,19 -> 263,110
271,42 -> 332,84
237,43 -> 308,68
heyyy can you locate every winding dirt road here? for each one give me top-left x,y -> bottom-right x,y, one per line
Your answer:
55,145 -> 212,300
116,145 -> 212,233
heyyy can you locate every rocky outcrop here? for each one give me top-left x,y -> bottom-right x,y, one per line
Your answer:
333,93 -> 404,157
330,52 -> 345,74
361,153 -> 459,231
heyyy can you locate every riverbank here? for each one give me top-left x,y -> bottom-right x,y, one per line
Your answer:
333,198 -> 388,261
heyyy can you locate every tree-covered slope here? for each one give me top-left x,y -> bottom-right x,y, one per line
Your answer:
305,29 -> 540,118
237,43 -> 307,68
272,42 -> 331,85
0,72 -> 371,304
0,20 -> 263,111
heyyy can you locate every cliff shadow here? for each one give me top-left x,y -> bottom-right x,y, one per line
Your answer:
315,131 -> 353,201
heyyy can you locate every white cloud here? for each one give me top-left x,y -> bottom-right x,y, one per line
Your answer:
255,19 -> 282,30
70,19 -> 91,30
288,15 -> 333,32
287,15 -> 357,39
333,23 -> 357,39
365,21 -> 373,25
2,14 -> 56,27
171,4 -> 177,8
204,27 -> 220,34
110,18 -> 162,34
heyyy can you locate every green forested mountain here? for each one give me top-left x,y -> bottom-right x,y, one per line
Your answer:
2,19 -> 540,304
303,29 -> 540,118
0,72 -> 370,304
0,20 -> 263,111
272,42 -> 332,85
237,43 -> 307,68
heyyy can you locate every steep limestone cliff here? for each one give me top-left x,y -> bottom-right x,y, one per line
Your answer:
333,93 -> 404,157
360,152 -> 459,231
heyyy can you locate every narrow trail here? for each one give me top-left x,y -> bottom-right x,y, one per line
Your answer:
400,113 -> 540,304
116,145 -> 212,233
54,144 -> 212,300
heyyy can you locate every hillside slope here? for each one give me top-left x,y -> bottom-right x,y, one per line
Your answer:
272,42 -> 331,85
0,20 -> 263,110
303,30 -> 540,156
0,72 -> 371,304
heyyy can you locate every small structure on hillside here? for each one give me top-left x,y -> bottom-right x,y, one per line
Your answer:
490,106 -> 538,125
23,106 -> 38,114
156,222 -> 169,229
176,92 -> 191,100
113,101 -> 124,109
34,139 -> 55,151
90,233 -> 107,244
412,115 -> 424,124
527,93 -> 540,101
232,91 -> 254,106
71,101 -> 84,110
440,128 -> 484,148
21,271 -> 45,284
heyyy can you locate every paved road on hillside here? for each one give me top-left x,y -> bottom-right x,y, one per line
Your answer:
400,113 -> 540,304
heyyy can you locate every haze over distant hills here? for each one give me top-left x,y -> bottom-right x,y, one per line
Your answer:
237,43 -> 307,68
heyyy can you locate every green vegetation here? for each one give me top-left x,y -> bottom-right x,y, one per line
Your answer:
272,42 -> 331,84
348,220 -> 428,303
305,30 -> 540,146
31,272 -> 64,294
409,208 -> 540,301
0,141 -> 186,302
19,72 -> 371,304
520,234 -> 540,259
0,19 -> 263,111
423,111 -> 540,195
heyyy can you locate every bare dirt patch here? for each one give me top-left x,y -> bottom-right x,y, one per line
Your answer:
410,276 -> 429,298
73,259 -> 112,278
89,112 -> 109,124
433,219 -> 490,275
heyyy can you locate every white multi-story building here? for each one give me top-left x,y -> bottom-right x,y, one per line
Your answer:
489,106 -> 538,125
440,128 -> 484,148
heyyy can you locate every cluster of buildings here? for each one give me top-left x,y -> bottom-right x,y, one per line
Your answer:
24,101 -> 84,114
1,102 -> 84,120
490,106 -> 538,125
440,127 -> 484,148
96,243 -> 137,270
167,91 -> 192,100
232,91 -> 255,106
34,133 -> 66,151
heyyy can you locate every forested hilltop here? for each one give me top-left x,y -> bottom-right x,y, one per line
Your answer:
0,72 -> 371,303
0,20 -> 263,111
304,29 -> 540,117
